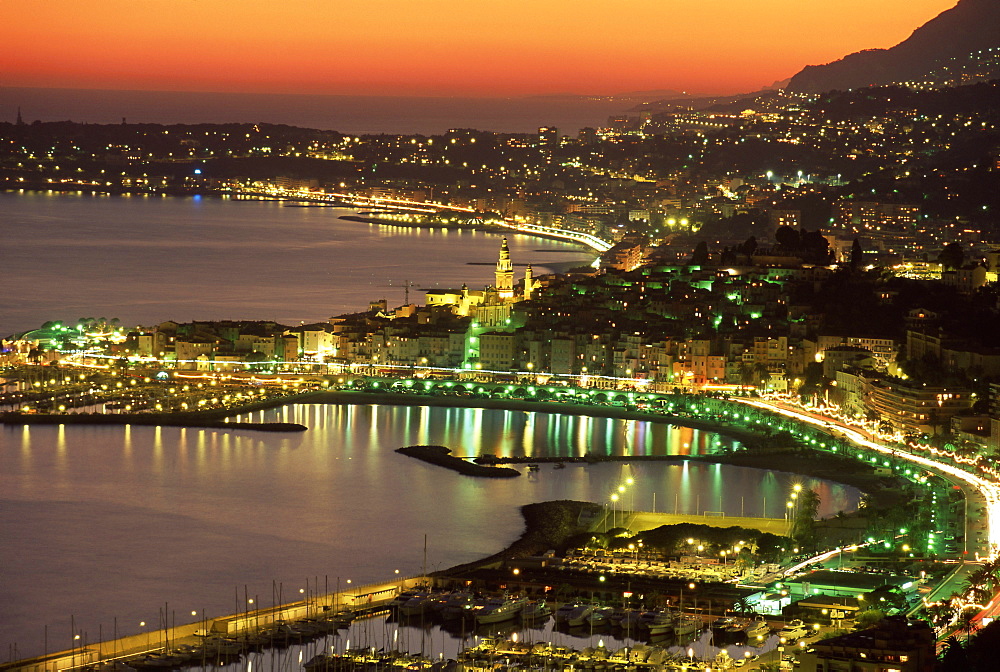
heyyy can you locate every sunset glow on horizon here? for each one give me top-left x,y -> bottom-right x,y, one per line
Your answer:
5,0 -> 959,97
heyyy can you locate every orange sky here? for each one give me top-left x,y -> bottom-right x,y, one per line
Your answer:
3,0 -> 959,97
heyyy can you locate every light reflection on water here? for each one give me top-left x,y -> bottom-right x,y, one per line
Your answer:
0,403 -> 859,660
165,618 -> 783,670
0,192 -> 595,335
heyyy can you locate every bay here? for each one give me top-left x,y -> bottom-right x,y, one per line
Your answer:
0,403 -> 862,659
0,191 -> 595,337
0,193 -> 861,662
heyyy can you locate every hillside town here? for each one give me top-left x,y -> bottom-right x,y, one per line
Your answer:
5,70 -> 1000,672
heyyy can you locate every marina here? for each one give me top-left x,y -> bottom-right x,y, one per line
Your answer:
4,579 -> 788,672
0,402 -> 862,662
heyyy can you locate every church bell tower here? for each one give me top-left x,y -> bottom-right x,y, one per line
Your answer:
495,237 -> 514,299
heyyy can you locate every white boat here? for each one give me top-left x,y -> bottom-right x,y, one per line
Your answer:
629,645 -> 651,663
744,618 -> 770,639
616,609 -> 644,634
640,610 -> 676,637
399,593 -> 433,617
674,614 -> 703,637
476,596 -> 528,624
440,592 -> 476,621
390,590 -> 423,610
778,618 -> 809,640
646,648 -> 667,665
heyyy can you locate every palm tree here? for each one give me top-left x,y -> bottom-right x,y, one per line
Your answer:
737,362 -> 754,391
752,363 -> 770,392
958,607 -> 980,643
733,596 -> 754,616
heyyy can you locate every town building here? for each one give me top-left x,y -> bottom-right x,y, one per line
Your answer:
797,616 -> 936,672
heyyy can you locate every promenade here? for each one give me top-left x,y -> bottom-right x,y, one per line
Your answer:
1,578 -> 425,672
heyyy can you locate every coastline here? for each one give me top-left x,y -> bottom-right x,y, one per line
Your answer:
301,390 -> 770,451
311,391 -> 895,508
338,213 -> 601,254
0,389 -> 906,664
5,389 -> 886,497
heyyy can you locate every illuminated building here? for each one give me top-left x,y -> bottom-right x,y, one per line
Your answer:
537,126 -> 559,147
797,616 -> 935,672
859,372 -> 972,434
495,237 -> 514,299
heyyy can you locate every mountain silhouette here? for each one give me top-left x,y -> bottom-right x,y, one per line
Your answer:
786,0 -> 1000,93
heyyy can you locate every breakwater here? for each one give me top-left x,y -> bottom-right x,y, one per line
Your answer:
1,578 -> 425,672
395,445 -> 520,477
0,413 -> 307,432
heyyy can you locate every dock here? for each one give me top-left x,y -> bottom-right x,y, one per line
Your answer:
1,578 -> 427,672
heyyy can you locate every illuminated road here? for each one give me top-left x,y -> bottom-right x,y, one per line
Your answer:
736,398 -> 1000,562
732,398 -> 1000,634
244,187 -> 614,252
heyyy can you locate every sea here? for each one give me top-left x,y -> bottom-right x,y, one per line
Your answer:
0,88 -> 642,136
0,191 -> 595,338
0,193 -> 862,662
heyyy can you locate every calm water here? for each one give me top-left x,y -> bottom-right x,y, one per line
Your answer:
0,88 -> 637,135
0,403 -> 862,659
1,194 -> 859,660
0,191 -> 594,337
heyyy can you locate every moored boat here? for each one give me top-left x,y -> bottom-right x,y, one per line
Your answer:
440,592 -> 476,621
587,607 -> 615,628
399,593 -> 433,617
520,600 -> 553,622
554,602 -> 578,624
640,610 -> 676,637
476,595 -> 528,625
674,613 -> 703,637
565,604 -> 594,627
744,618 -> 770,640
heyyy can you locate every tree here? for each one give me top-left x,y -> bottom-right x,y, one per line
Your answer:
849,237 -> 865,269
958,607 -> 980,643
752,362 -> 770,391
115,357 -> 130,375
774,226 -> 800,249
938,242 -> 965,271
244,351 -> 269,372
939,635 -> 968,672
690,240 -> 710,265
854,608 -> 886,629
737,236 -> 758,257
791,489 -> 821,549
738,362 -> 755,390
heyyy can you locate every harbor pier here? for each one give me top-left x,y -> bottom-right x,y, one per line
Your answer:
1,577 -> 428,672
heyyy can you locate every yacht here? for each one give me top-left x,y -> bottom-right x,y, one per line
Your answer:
744,618 -> 771,640
476,596 -> 528,625
399,593 -> 433,617
521,600 -> 553,622
554,603 -> 579,624
565,604 -> 594,627
639,610 -> 676,637
440,593 -> 476,621
587,607 -> 615,628
674,613 -> 703,637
